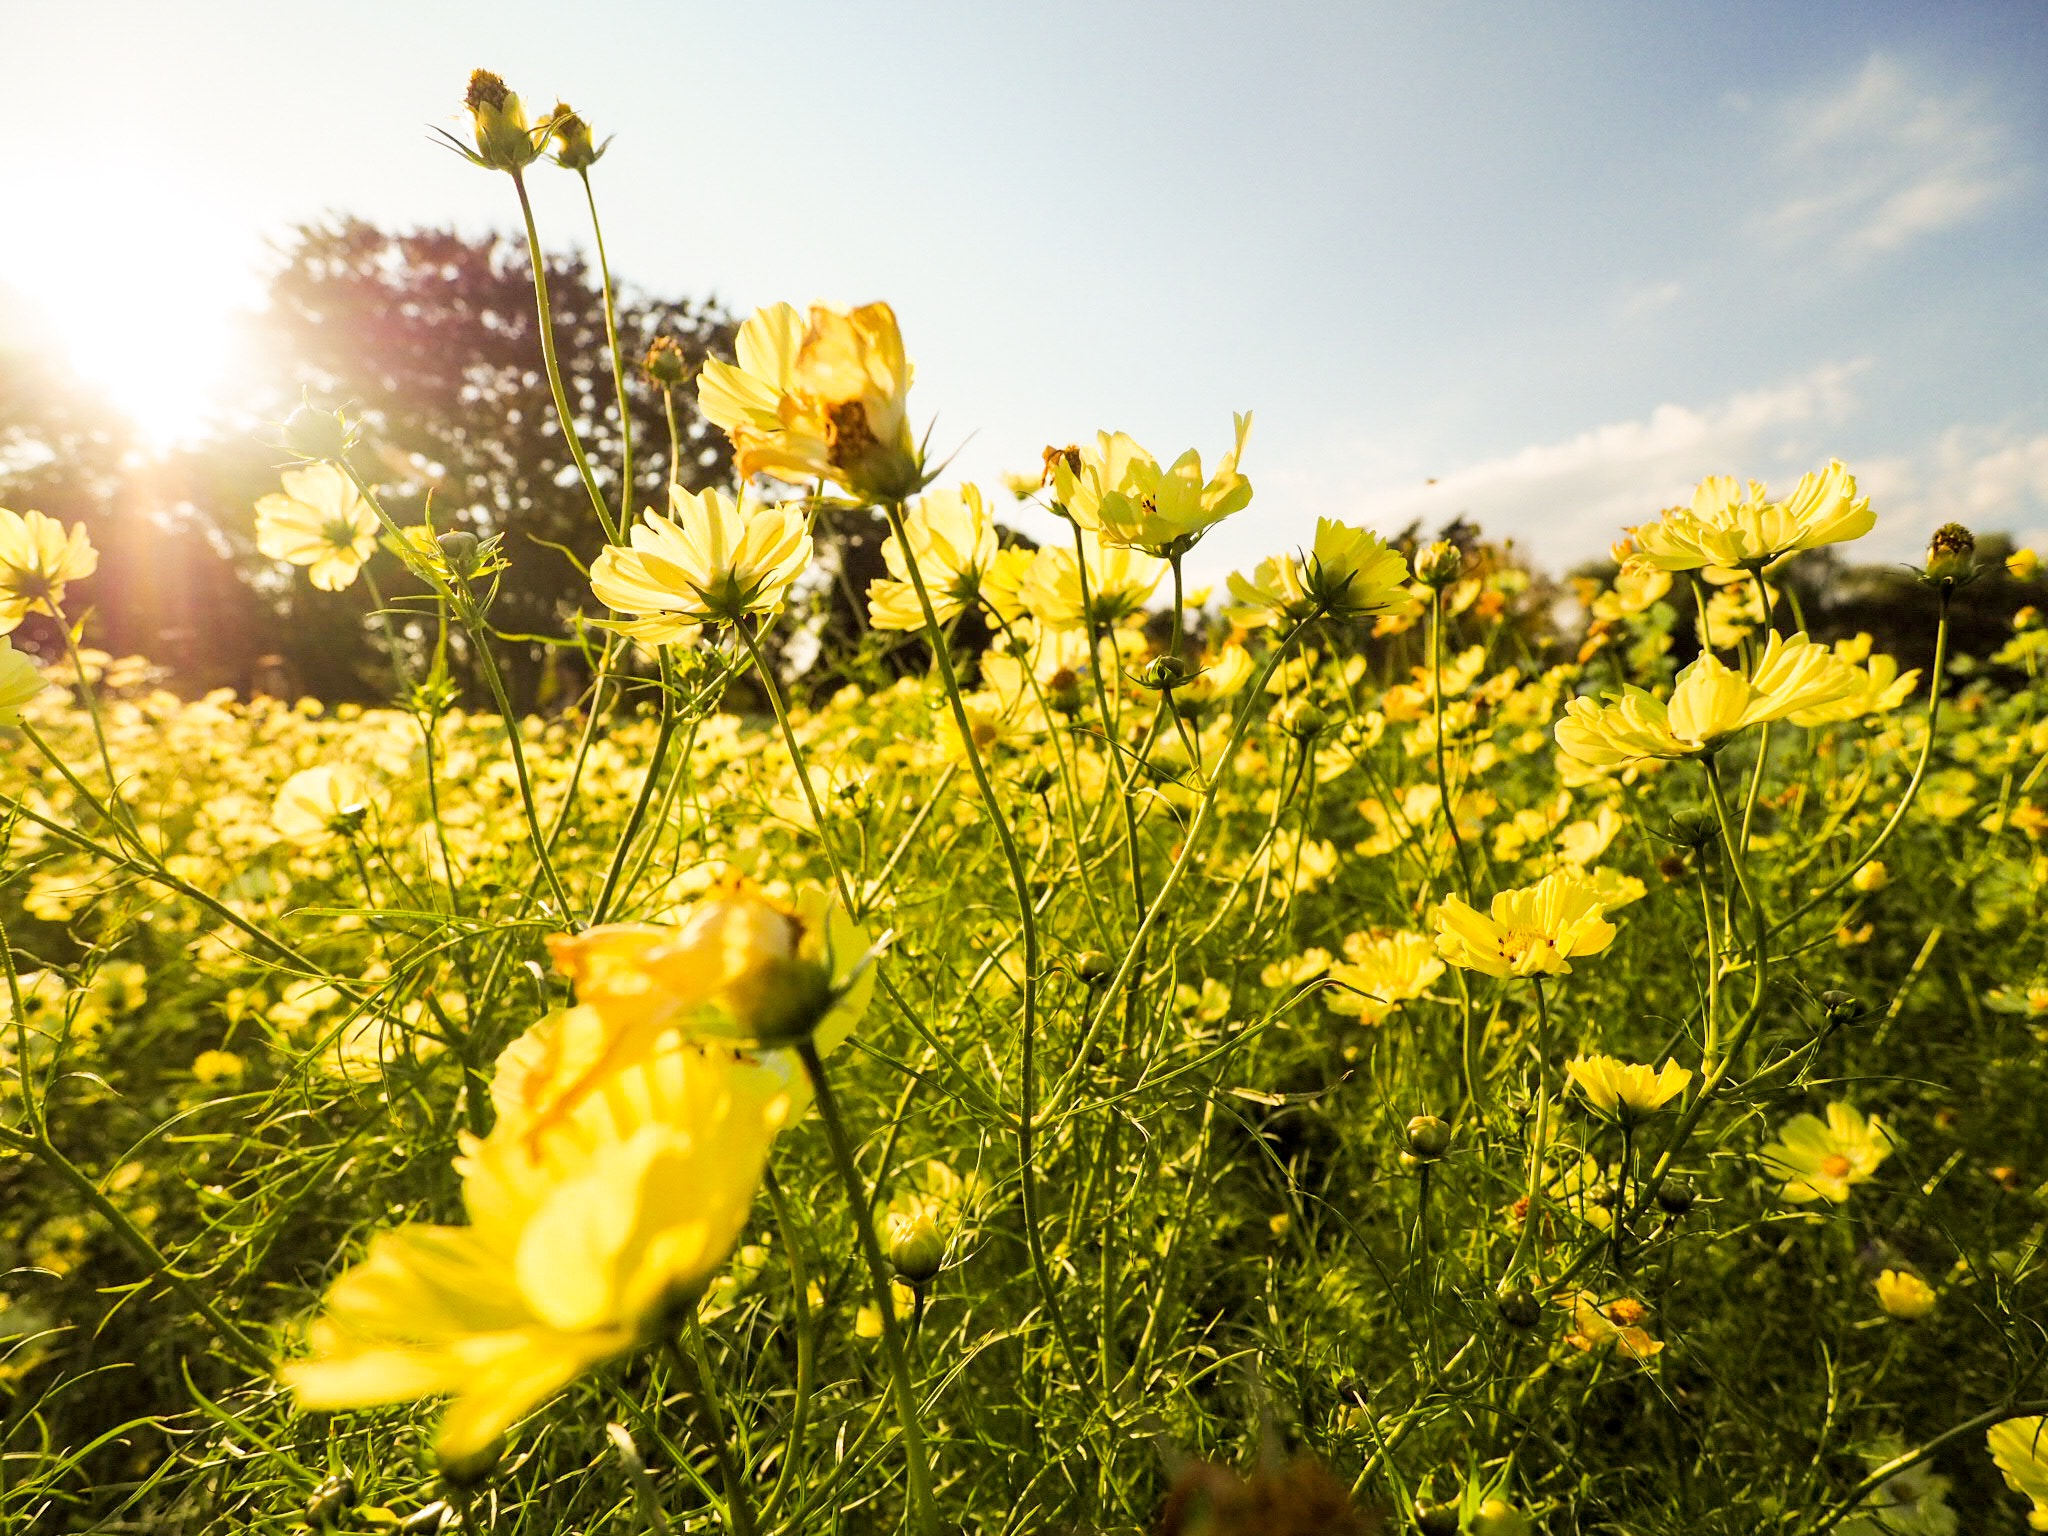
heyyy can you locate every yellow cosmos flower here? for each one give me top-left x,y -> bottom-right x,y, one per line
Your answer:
0,638 -> 45,725
1628,460 -> 1874,572
1226,519 -> 1411,627
1555,633 -> 1863,767
282,1038 -> 796,1463
531,878 -> 873,1112
1559,1290 -> 1664,1361
1990,1416 -> 2048,1530
590,486 -> 811,637
0,506 -> 99,629
866,484 -> 999,630
1786,643 -> 1919,727
1873,1269 -> 1936,1320
1325,931 -> 1444,1023
1053,414 -> 1253,556
1566,1054 -> 1692,1123
270,765 -> 370,846
255,466 -> 379,593
1590,561 -> 1672,621
1017,530 -> 1166,631
1760,1101 -> 1893,1203
697,301 -> 921,501
1432,870 -> 1617,978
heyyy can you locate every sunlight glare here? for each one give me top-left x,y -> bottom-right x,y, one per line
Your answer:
4,163 -> 261,450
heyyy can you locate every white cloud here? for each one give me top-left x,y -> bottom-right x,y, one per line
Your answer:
1858,425 -> 2048,560
1616,279 -> 1684,321
1319,363 -> 1866,567
1759,55 -> 2022,259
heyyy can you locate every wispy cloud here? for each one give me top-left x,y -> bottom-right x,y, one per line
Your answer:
1859,425 -> 2048,560
1326,363 -> 1865,565
1759,55 -> 2022,259
1616,279 -> 1684,321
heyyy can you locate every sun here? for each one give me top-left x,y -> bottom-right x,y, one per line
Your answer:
2,163 -> 261,451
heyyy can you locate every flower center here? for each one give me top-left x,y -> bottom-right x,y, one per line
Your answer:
1820,1154 -> 1852,1179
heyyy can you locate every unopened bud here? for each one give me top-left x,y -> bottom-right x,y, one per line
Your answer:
283,403 -> 352,462
439,1433 -> 504,1490
1140,654 -> 1192,690
304,1473 -> 357,1529
1662,804 -> 1719,849
399,1503 -> 452,1535
1405,1114 -> 1453,1161
1495,1282 -> 1541,1330
644,336 -> 689,386
1283,700 -> 1327,739
548,102 -> 605,170
889,1215 -> 944,1283
436,530 -> 481,577
1415,1501 -> 1461,1536
1075,951 -> 1113,986
1923,523 -> 1977,590
464,70 -> 545,173
1820,990 -> 1865,1026
1414,540 -> 1464,589
1656,1179 -> 1695,1217
1019,763 -> 1057,795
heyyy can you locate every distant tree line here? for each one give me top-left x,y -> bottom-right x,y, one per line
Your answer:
0,221 -> 2039,707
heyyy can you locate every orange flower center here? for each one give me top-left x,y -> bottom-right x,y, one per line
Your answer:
1821,1154 -> 1852,1179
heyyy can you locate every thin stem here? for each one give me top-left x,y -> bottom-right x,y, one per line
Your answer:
795,1039 -> 935,1536
578,168 -> 634,516
735,621 -> 855,910
511,170 -> 618,542
667,1332 -> 758,1536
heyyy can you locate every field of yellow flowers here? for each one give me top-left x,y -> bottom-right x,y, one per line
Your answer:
8,73 -> 2048,1536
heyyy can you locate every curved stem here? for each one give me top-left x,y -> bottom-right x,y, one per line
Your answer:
511,170 -> 618,542
795,1040 -> 935,1536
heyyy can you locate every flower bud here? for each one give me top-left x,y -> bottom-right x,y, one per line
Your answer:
1923,523 -> 1977,590
1405,1114 -> 1453,1161
1850,860 -> 1888,894
1414,540 -> 1464,589
1139,654 -> 1193,690
400,1502 -> 452,1534
283,403 -> 353,462
1075,950 -> 1114,986
1874,1268 -> 1937,1321
1019,763 -> 1058,795
548,102 -> 606,170
1283,700 -> 1327,739
1820,990 -> 1864,1026
1472,1496 -> 1533,1536
888,1215 -> 945,1284
644,336 -> 689,386
1656,1179 -> 1695,1218
436,531 -> 481,578
1495,1282 -> 1541,1330
304,1473 -> 356,1529
1661,804 -> 1719,849
464,70 -> 546,173
438,1434 -> 504,1490
1415,1500 -> 1461,1536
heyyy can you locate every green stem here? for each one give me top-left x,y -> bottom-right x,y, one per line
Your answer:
735,620 -> 855,910
578,167 -> 634,517
511,170 -> 618,542
667,1332 -> 758,1536
795,1040 -> 935,1536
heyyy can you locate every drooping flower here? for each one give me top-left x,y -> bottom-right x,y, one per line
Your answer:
697,302 -> 921,501
589,486 -> 811,638
1760,1102 -> 1893,1203
0,507 -> 99,629
255,466 -> 379,593
0,638 -> 45,725
1628,460 -> 1875,572
1555,633 -> 1864,768
1989,1416 -> 2048,1530
282,1039 -> 797,1462
1432,870 -> 1617,979
1225,519 -> 1410,626
866,484 -> 1000,630
1053,415 -> 1253,556
1566,1054 -> 1692,1124
271,765 -> 371,847
1324,931 -> 1444,1023
1873,1269 -> 1936,1321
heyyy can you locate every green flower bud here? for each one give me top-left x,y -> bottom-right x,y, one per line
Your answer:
888,1215 -> 945,1284
400,1501 -> 452,1534
436,531 -> 481,578
1414,539 -> 1464,589
1140,654 -> 1193,690
1495,1282 -> 1541,1330
464,70 -> 546,173
1415,1501 -> 1462,1536
1075,951 -> 1114,986
548,102 -> 606,170
1820,989 -> 1865,1026
644,336 -> 689,386
304,1473 -> 356,1529
1923,523 -> 1977,590
283,403 -> 353,462
1472,1497 -> 1532,1536
1656,1179 -> 1695,1218
1405,1114 -> 1453,1161
1661,803 -> 1720,849
1283,700 -> 1327,739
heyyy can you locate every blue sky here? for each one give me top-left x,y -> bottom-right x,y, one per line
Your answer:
8,1 -> 2046,580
